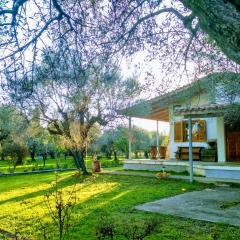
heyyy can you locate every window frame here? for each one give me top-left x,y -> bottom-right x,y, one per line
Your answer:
174,119 -> 206,143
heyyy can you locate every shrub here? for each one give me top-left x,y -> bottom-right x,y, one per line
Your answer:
96,213 -> 159,240
2,142 -> 28,170
62,163 -> 68,169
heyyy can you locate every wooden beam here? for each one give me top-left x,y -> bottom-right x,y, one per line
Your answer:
151,107 -> 168,114
150,109 -> 169,117
150,110 -> 169,121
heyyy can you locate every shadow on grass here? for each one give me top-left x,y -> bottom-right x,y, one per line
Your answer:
0,174 -> 219,240
0,173 -> 91,205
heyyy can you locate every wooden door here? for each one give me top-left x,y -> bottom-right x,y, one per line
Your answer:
236,134 -> 240,158
226,132 -> 240,161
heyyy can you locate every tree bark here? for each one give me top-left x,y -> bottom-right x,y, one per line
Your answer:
113,151 -> 118,161
72,150 -> 88,174
181,0 -> 240,64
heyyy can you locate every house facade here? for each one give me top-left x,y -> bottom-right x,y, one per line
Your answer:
120,72 -> 240,179
169,93 -> 227,163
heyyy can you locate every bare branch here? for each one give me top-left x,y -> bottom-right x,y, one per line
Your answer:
0,15 -> 59,61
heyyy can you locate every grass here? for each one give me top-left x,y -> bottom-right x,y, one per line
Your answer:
0,172 -> 240,239
0,157 -> 76,173
0,156 -> 124,174
220,200 -> 240,209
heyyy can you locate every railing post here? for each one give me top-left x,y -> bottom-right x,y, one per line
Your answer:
188,116 -> 193,182
128,117 -> 132,160
156,120 -> 160,159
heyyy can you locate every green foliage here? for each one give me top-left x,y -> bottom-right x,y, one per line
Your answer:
96,212 -> 159,240
94,126 -> 168,159
213,72 -> 240,104
26,108 -> 60,162
10,48 -> 141,173
0,105 -> 27,143
210,72 -> 240,124
2,142 -> 28,170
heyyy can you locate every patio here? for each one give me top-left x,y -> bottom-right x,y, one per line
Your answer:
123,159 -> 240,180
135,187 -> 240,226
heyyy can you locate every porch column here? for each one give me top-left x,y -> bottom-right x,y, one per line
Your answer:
188,117 -> 194,183
216,117 -> 226,163
128,117 -> 132,160
156,120 -> 160,159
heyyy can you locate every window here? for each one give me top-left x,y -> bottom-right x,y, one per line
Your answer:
174,120 -> 206,142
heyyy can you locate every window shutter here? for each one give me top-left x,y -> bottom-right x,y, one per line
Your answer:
174,122 -> 183,142
198,120 -> 206,142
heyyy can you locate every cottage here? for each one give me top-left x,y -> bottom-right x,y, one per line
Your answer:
119,72 -> 240,180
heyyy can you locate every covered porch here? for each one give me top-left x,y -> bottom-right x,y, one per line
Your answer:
120,102 -> 240,181
119,98 -> 171,161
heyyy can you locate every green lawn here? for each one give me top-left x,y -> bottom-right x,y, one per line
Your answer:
0,172 -> 240,239
0,156 -> 124,173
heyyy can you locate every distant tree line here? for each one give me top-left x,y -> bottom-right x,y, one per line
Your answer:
91,126 -> 169,161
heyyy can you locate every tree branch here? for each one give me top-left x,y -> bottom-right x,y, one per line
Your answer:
0,0 -> 28,25
0,15 -> 59,61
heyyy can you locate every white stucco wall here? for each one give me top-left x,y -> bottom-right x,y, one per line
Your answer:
169,117 -> 219,159
169,92 -> 226,162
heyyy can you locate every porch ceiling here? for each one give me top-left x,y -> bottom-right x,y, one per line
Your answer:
119,103 -> 169,122
148,108 -> 169,121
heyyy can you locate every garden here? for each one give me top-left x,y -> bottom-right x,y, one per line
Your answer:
0,0 -> 240,239
1,171 -> 240,240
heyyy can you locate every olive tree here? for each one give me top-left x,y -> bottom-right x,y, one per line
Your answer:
7,48 -> 141,174
0,105 -> 28,167
0,0 -> 239,85
94,126 -> 163,159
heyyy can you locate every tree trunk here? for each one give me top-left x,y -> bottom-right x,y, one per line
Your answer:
43,153 -> 47,167
144,150 -> 149,159
30,151 -> 35,162
106,150 -> 112,159
73,150 -> 88,174
113,151 -> 117,161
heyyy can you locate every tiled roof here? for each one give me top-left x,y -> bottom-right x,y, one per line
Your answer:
174,103 -> 231,116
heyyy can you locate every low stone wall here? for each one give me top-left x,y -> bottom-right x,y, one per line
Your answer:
123,160 -> 187,173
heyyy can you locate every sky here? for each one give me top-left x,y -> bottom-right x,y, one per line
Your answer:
120,53 -> 172,133
131,118 -> 170,134
119,49 -> 195,134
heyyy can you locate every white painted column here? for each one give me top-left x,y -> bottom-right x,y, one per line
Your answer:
169,108 -> 176,160
216,117 -> 226,163
128,117 -> 132,160
188,117 -> 193,183
156,120 -> 160,159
